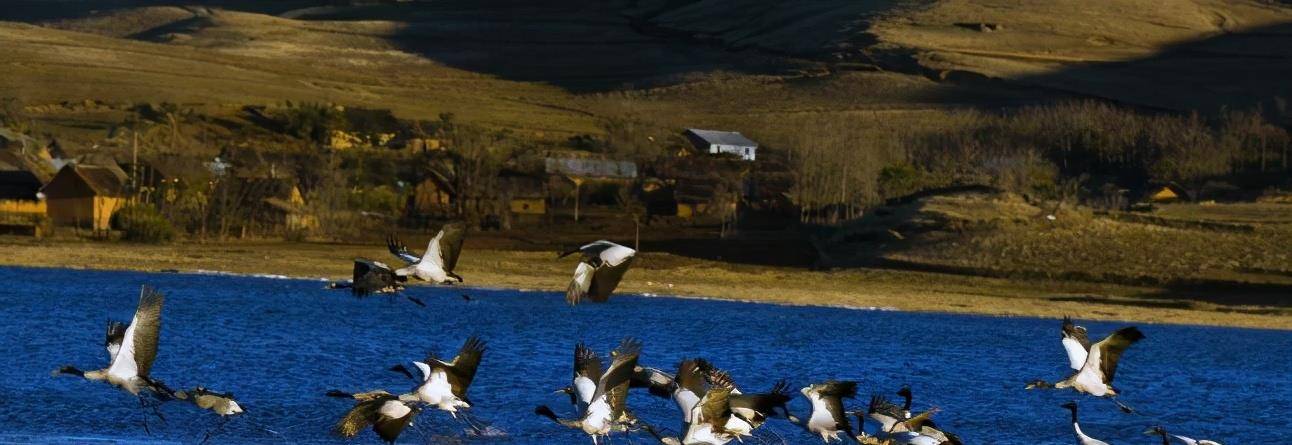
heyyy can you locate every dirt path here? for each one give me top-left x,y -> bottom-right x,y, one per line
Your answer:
2,238 -> 1288,330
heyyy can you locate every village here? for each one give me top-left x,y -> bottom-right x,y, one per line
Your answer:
0,102 -> 792,244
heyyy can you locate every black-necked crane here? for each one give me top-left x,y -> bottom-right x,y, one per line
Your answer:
53,286 -> 174,429
560,240 -> 636,305
786,380 -> 858,443
1027,319 -> 1145,413
633,358 -> 712,444
173,386 -> 244,444
704,367 -> 791,440
1145,426 -> 1222,445
1060,401 -> 1109,445
327,259 -> 423,306
388,336 -> 487,416
887,387 -> 963,445
387,222 -> 466,284
534,339 -> 642,444
334,393 -> 421,444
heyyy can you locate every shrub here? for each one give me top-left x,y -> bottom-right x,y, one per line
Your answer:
113,204 -> 178,244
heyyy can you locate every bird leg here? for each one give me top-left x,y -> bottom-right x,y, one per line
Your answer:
1111,397 -> 1136,414
405,294 -> 427,307
138,397 -> 153,435
457,411 -> 488,435
199,416 -> 233,445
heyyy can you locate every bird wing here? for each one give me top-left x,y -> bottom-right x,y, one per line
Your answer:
573,343 -> 603,408
108,286 -> 164,379
372,402 -> 416,444
696,385 -> 733,426
629,365 -> 675,399
1061,316 -> 1091,371
436,222 -> 466,273
1082,326 -> 1145,385
806,383 -> 854,436
598,243 -> 636,267
351,259 -> 397,296
412,361 -> 432,383
592,339 -> 642,416
335,397 -> 385,438
104,319 -> 127,360
729,380 -> 791,422
415,228 -> 449,275
867,395 -> 904,431
565,262 -> 595,305
445,336 -> 486,398
587,257 -> 634,303
819,381 -> 857,432
386,235 -> 421,265
674,359 -> 709,400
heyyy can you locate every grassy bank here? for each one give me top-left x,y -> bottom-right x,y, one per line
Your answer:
2,237 -> 1288,330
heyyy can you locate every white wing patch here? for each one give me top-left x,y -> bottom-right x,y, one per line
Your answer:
674,389 -> 701,424
107,313 -> 141,380
573,375 -> 597,413
413,361 -> 432,382
1062,337 -> 1089,371
599,244 -> 636,267
570,263 -> 594,294
414,230 -> 449,280
379,400 -> 412,419
805,392 -> 835,434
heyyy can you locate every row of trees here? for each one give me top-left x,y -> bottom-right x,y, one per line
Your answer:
779,101 -> 1291,223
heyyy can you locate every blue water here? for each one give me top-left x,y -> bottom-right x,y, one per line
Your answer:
0,266 -> 1289,444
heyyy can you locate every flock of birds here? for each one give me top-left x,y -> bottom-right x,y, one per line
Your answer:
49,222 -> 1225,444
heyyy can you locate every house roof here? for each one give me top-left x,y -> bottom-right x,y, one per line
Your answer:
544,157 -> 637,179
74,164 -> 128,196
685,129 -> 758,147
0,170 -> 43,200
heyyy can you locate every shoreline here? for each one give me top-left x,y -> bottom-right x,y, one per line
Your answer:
1,238 -> 1288,330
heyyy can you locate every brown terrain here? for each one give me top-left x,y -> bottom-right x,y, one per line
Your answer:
1,1 -> 1291,329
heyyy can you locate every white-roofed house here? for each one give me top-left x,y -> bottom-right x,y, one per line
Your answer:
684,128 -> 758,161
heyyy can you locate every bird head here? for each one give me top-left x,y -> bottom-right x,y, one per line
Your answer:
897,385 -> 912,399
1143,426 -> 1167,436
226,400 -> 245,416
1059,401 -> 1078,411
1024,379 -> 1051,390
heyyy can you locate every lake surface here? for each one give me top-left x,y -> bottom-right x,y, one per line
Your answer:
0,266 -> 1288,444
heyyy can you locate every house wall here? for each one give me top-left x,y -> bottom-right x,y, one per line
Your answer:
0,199 -> 45,215
509,198 -> 546,215
708,144 -> 756,161
47,196 -> 122,230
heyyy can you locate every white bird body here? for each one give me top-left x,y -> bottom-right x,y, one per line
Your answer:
804,389 -> 845,442
388,223 -> 465,284
397,232 -> 452,282
409,362 -> 466,413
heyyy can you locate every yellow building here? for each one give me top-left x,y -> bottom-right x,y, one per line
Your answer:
41,164 -> 127,231
0,150 -> 54,235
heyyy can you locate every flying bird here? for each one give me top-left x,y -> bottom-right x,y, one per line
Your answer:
334,393 -> 421,444
535,339 -> 643,444
561,240 -> 636,305
173,387 -> 245,444
787,380 -> 858,443
327,259 -> 423,306
53,286 -> 174,430
1145,426 -> 1222,445
388,336 -> 487,416
1060,401 -> 1109,445
1027,319 -> 1145,413
387,222 -> 466,284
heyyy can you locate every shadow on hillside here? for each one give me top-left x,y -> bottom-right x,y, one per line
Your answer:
989,21 -> 1292,113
